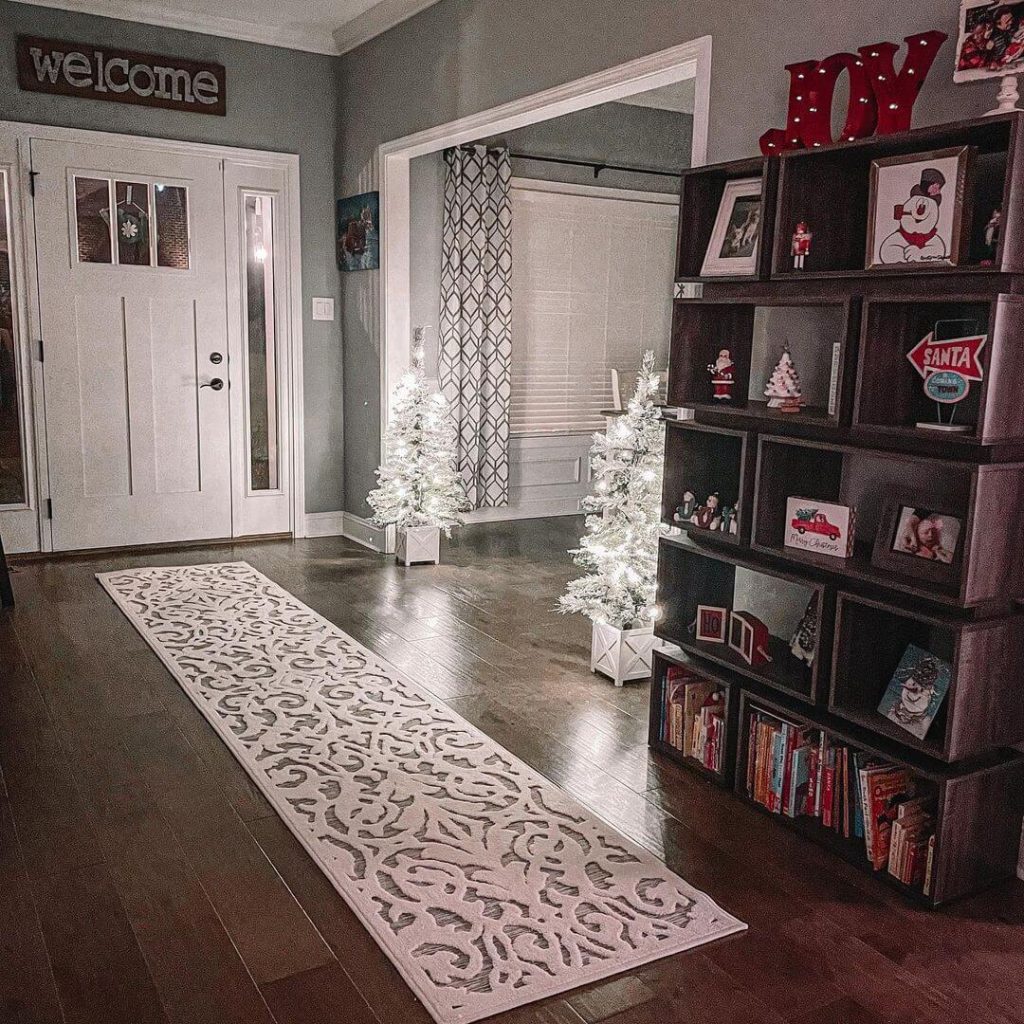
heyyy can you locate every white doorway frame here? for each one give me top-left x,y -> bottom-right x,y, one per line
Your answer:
0,121 -> 306,552
376,36 -> 712,517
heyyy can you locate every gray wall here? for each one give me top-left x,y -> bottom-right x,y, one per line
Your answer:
336,0 -> 990,517
0,2 -> 344,514
409,150 -> 445,376
484,100 -> 693,195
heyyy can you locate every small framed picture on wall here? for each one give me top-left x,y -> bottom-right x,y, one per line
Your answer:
871,494 -> 964,587
865,147 -> 972,270
701,178 -> 763,277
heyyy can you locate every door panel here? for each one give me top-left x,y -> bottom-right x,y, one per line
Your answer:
32,138 -> 230,550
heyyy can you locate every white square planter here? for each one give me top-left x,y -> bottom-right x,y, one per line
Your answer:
396,526 -> 441,566
590,621 -> 659,686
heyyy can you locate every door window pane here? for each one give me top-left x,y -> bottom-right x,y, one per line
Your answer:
155,185 -> 190,269
74,176 -> 112,264
0,170 -> 27,505
114,180 -> 152,266
244,194 -> 279,491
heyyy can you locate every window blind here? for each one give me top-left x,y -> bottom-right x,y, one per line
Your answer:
509,184 -> 677,436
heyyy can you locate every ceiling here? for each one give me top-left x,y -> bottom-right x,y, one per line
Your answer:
10,0 -> 443,54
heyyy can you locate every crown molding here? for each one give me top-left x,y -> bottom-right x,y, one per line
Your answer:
332,0 -> 440,55
9,0 -> 338,55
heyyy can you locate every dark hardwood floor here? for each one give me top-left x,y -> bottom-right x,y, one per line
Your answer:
1,517 -> 1023,1024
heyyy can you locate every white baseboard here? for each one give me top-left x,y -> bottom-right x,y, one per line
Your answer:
303,511 -> 390,553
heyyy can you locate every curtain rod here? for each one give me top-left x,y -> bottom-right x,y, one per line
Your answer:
456,145 -> 680,180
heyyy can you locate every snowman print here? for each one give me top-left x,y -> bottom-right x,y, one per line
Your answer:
878,168 -> 948,264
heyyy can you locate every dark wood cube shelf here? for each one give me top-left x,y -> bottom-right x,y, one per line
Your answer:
648,648 -> 737,786
675,156 -> 777,282
853,293 -> 1024,455
655,115 -> 1024,907
661,420 -> 754,546
656,539 -> 828,704
751,435 -> 1024,608
735,689 -> 1024,906
830,593 -> 1024,763
771,114 -> 1024,280
668,296 -> 858,429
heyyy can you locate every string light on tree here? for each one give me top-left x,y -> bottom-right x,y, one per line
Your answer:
559,351 -> 667,631
368,338 -> 468,544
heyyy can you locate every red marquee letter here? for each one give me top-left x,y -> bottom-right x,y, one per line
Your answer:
760,60 -> 819,154
858,30 -> 948,135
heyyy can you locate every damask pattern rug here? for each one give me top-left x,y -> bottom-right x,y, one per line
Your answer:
98,562 -> 746,1024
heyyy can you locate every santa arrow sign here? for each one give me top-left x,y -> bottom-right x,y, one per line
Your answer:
906,332 -> 986,382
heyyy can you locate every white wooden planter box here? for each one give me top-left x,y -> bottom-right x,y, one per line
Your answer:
590,621 -> 659,686
396,526 -> 441,566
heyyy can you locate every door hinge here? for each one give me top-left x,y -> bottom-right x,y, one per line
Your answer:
37,338 -> 44,362
45,498 -> 52,520
29,170 -> 39,197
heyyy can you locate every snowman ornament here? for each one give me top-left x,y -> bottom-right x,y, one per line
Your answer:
878,168 -> 948,265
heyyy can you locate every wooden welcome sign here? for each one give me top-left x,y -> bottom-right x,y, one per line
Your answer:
15,35 -> 226,116
760,30 -> 948,154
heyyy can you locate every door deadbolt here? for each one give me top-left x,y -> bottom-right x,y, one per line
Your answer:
210,352 -> 224,364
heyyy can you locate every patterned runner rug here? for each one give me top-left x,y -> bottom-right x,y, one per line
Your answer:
99,562 -> 745,1024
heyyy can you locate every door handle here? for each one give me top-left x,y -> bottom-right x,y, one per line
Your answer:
200,378 -> 225,391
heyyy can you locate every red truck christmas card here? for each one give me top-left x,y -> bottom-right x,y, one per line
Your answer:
784,497 -> 856,559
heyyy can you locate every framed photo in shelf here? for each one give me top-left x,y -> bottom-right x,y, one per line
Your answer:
877,643 -> 952,741
871,494 -> 964,586
700,177 -> 763,277
695,605 -> 728,643
784,497 -> 856,559
865,147 -> 972,270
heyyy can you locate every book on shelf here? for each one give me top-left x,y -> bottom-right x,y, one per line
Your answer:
661,665 -> 726,774
744,706 -> 937,894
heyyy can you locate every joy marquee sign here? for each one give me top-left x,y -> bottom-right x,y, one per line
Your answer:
760,30 -> 948,154
16,35 -> 226,116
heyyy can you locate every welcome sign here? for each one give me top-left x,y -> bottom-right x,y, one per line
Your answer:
15,36 -> 226,116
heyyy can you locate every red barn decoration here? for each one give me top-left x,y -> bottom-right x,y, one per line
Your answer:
760,30 -> 948,155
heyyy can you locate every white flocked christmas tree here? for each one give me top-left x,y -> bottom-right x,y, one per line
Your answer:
764,344 -> 804,411
559,351 -> 666,630
368,350 -> 468,536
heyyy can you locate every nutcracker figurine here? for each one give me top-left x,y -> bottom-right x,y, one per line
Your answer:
707,348 -> 735,401
791,222 -> 812,270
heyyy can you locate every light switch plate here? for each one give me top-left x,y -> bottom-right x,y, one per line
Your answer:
312,297 -> 335,321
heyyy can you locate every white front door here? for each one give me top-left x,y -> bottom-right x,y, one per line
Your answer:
32,139 -> 232,550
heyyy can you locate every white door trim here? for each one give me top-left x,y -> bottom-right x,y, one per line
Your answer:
375,36 -> 711,531
0,120 -> 305,551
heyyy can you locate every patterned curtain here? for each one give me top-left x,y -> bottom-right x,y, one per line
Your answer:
438,146 -> 513,510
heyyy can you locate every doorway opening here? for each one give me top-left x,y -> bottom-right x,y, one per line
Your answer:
377,38 -> 709,540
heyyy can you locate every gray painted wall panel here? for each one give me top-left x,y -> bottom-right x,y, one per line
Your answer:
336,0 -> 989,516
0,2 -> 343,513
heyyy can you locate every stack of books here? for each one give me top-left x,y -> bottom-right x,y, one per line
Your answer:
744,706 -> 937,895
661,664 -> 726,774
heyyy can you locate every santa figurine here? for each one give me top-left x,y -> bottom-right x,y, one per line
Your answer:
692,492 -> 721,531
878,168 -> 948,264
707,348 -> 735,401
791,221 -> 812,270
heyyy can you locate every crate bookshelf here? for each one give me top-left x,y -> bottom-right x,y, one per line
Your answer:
735,689 -> 1024,906
654,113 -> 1024,905
750,435 -> 1024,608
648,648 -> 738,786
661,420 -> 755,546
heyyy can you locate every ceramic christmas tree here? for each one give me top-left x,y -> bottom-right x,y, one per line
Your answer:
560,351 -> 666,685
368,343 -> 468,565
764,344 -> 805,414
